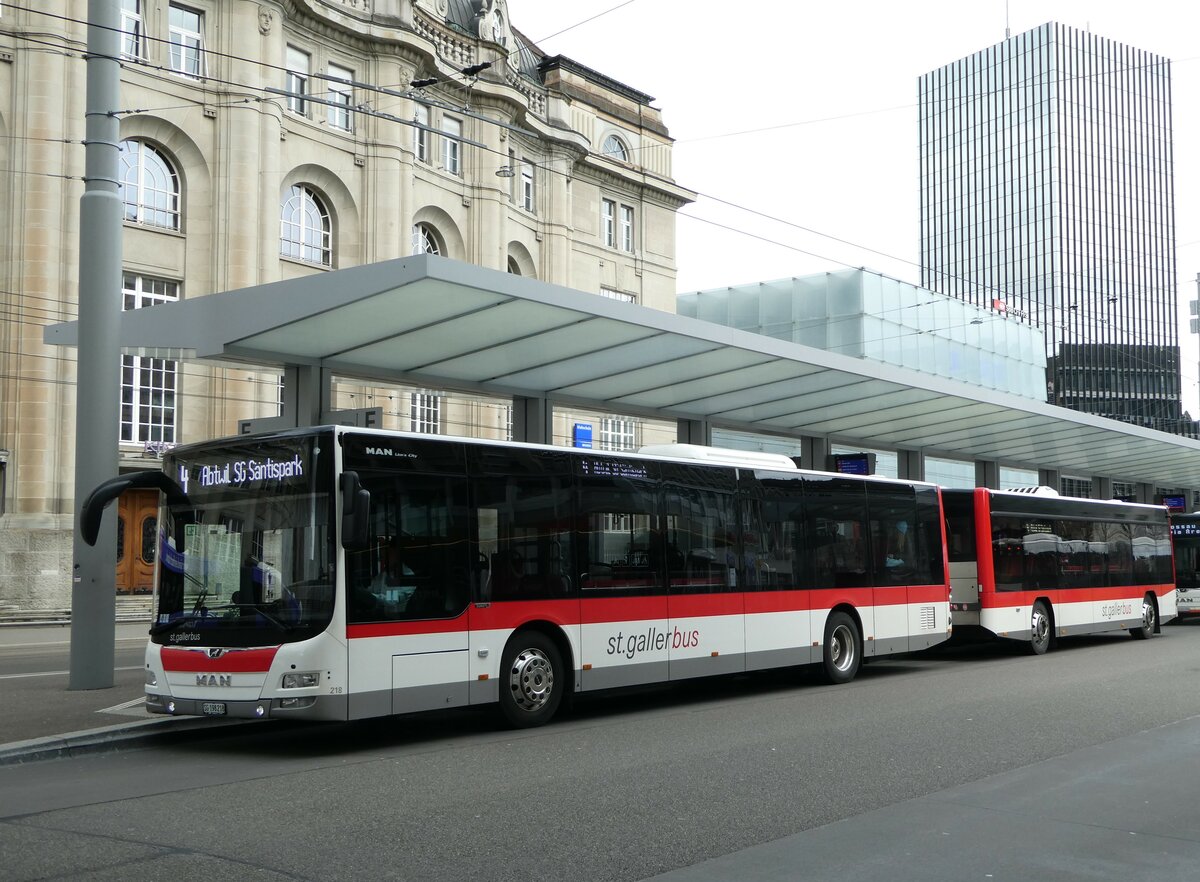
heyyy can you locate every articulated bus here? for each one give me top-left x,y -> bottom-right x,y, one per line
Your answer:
942,488 -> 1176,653
1169,514 -> 1200,619
82,428 -> 952,728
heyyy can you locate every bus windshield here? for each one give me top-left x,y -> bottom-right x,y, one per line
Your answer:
154,432 -> 336,647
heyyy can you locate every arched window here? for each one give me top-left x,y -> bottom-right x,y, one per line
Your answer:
119,140 -> 180,230
601,134 -> 628,162
412,223 -> 441,256
507,257 -> 520,275
280,185 -> 332,266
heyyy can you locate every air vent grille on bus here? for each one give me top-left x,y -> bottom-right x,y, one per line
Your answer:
919,606 -> 937,631
1005,486 -> 1060,496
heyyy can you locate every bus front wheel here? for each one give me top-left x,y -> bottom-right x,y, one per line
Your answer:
821,612 -> 861,685
498,631 -> 564,728
1029,601 -> 1051,655
1131,594 -> 1157,640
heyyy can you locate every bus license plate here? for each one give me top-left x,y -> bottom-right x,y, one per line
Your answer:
201,702 -> 226,716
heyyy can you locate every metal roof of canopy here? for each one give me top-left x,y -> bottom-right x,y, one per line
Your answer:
44,254 -> 1200,487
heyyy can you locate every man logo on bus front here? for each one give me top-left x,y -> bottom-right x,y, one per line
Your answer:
207,648 -> 226,659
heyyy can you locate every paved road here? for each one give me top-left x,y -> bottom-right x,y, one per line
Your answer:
0,624 -> 151,747
2,624 -> 1199,881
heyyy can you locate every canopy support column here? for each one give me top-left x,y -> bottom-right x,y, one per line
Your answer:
513,396 -> 553,444
677,419 -> 711,447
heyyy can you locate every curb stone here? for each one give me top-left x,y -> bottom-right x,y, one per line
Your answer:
0,715 -> 255,766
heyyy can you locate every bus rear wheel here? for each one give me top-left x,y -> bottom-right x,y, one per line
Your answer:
1131,594 -> 1157,640
498,631 -> 564,728
821,612 -> 861,685
1028,601 -> 1051,655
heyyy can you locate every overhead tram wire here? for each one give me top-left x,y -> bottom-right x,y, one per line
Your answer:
10,6 -> 1198,384
16,2 -> 1200,164
12,37 -> 1189,381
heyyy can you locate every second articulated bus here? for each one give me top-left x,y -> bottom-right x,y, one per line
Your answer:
82,428 -> 953,728
943,487 -> 1176,653
1169,513 -> 1200,620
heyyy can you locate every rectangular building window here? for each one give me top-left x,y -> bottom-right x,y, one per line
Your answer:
414,104 -> 430,163
168,4 -> 204,78
620,204 -> 635,252
121,274 -> 179,444
286,46 -> 310,116
120,0 -> 143,59
598,416 -> 636,452
1061,476 -> 1093,498
520,160 -> 535,212
601,198 -> 616,248
327,63 -> 354,131
1112,481 -> 1137,501
441,117 -> 462,175
410,392 -> 441,434
599,287 -> 635,304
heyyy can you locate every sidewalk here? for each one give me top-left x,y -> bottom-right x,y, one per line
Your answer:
0,622 -> 244,765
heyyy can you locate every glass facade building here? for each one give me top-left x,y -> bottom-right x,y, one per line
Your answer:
678,268 -> 1047,400
918,23 -> 1187,432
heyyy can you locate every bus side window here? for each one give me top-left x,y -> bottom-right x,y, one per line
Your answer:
575,459 -> 662,597
660,462 -> 738,594
349,471 -> 470,623
804,475 -> 869,588
468,447 -> 575,603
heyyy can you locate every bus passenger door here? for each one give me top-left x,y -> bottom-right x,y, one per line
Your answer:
343,458 -> 472,720
662,470 -> 744,680
575,458 -> 668,691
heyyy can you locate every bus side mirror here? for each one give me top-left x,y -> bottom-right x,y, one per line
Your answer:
80,471 -> 191,546
340,471 -> 370,550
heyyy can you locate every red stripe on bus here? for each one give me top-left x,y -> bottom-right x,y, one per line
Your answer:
471,600 -> 578,630
744,590 -> 809,614
581,595 -> 668,624
344,586 -> 954,638
978,584 -> 1174,607
668,593 -> 745,617
161,646 -> 280,672
906,584 -> 953,604
347,612 -> 468,639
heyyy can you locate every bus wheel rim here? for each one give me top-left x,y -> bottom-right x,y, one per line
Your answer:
1032,609 -> 1048,643
831,624 -> 855,672
509,648 -> 554,712
1143,599 -> 1155,631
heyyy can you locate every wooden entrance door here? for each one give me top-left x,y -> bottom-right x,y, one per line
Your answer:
116,489 -> 158,595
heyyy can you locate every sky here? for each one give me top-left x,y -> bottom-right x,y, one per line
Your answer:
509,0 -> 1200,412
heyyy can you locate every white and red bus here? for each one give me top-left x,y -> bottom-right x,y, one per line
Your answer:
942,487 -> 1176,653
82,428 -> 952,727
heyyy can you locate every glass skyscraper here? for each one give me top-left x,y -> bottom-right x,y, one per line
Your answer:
919,23 -> 1187,432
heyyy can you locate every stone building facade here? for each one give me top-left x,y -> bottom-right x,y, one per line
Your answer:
0,0 -> 695,608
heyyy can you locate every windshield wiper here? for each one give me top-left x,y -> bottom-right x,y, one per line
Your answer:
149,614 -> 204,636
150,603 -> 295,636
231,602 -> 294,632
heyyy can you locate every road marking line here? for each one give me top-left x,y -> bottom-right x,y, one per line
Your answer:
1,639 -> 147,649
96,696 -> 147,713
0,665 -> 143,681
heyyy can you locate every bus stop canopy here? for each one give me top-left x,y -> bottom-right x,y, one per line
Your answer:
45,254 -> 1200,488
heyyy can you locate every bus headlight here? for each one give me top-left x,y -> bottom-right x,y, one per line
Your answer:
145,669 -> 158,687
282,671 -> 320,689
